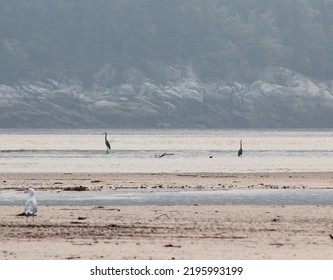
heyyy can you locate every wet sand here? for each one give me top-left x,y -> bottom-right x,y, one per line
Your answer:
1,171 -> 333,192
0,172 -> 333,259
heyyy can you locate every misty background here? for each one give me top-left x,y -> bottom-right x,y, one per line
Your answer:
1,0 -> 333,128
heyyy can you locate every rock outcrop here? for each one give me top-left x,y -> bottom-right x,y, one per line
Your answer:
1,66 -> 333,128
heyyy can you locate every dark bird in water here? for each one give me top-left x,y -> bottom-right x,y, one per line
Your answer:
104,132 -> 111,153
238,140 -> 243,157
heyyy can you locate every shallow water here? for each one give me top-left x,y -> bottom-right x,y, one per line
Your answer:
1,189 -> 333,206
0,128 -> 333,173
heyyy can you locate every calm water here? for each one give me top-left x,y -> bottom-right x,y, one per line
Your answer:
0,128 -> 333,173
1,189 -> 333,206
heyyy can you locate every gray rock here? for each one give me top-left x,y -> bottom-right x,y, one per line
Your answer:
1,66 -> 333,128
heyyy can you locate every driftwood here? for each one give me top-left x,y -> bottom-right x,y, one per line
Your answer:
164,243 -> 181,248
155,213 -> 170,220
155,152 -> 174,158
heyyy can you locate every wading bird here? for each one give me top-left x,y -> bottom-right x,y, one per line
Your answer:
24,188 -> 38,220
104,132 -> 111,153
238,140 -> 243,157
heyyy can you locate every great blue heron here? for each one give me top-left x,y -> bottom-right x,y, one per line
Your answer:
104,132 -> 111,153
24,188 -> 38,220
238,140 -> 243,157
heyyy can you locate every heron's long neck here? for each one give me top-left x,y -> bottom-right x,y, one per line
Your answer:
240,141 -> 242,149
105,134 -> 107,141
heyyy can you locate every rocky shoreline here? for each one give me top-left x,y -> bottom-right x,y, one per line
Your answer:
1,66 -> 333,128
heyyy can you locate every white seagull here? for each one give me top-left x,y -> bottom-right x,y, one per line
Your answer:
24,188 -> 38,219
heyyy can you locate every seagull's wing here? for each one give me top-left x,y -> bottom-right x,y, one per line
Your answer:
24,198 -> 38,215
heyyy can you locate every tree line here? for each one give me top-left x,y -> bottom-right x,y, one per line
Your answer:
1,0 -> 333,85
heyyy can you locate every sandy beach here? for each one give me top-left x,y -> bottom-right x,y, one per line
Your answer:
0,172 -> 333,259
2,171 -> 333,191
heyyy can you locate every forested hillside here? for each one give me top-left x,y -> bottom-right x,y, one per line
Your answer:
1,0 -> 333,85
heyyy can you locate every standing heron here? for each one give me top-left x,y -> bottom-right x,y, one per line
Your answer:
24,188 -> 38,220
238,140 -> 243,157
104,132 -> 111,153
